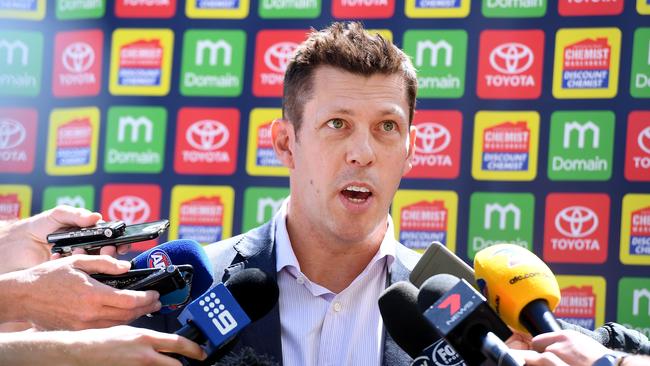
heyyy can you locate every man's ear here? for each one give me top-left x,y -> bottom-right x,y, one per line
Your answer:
271,118 -> 295,169
402,125 -> 417,176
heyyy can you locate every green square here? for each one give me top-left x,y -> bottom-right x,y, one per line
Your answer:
43,185 -> 95,211
180,30 -> 246,97
0,30 -> 43,97
467,192 -> 534,260
242,187 -> 289,232
403,30 -> 467,99
547,111 -> 615,181
617,277 -> 650,337
631,28 -> 650,98
258,0 -> 320,18
56,0 -> 105,20
104,106 -> 167,173
482,0 -> 546,17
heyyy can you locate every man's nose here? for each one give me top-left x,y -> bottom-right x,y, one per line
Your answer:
346,130 -> 376,166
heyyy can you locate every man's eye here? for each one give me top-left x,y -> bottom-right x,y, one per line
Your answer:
327,119 -> 344,129
382,121 -> 396,132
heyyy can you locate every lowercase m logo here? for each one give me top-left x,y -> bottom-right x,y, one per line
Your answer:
118,116 -> 153,143
484,203 -> 520,231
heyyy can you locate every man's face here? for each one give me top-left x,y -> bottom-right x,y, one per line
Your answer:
274,66 -> 416,245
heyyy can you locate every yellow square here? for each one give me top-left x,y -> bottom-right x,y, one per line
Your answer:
169,185 -> 234,243
246,108 -> 289,177
46,107 -> 100,176
0,0 -> 45,20
472,111 -> 539,181
405,0 -> 470,18
186,0 -> 249,18
553,28 -> 621,99
638,0 -> 650,14
109,29 -> 174,96
0,185 -> 32,219
556,275 -> 606,329
392,189 -> 458,253
620,194 -> 650,265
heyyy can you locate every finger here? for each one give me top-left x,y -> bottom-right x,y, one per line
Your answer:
72,247 -> 87,255
151,333 -> 207,361
88,304 -> 162,325
98,288 -> 160,310
117,244 -> 131,255
531,332 -> 569,353
49,206 -> 102,229
51,253 -> 61,260
514,350 -> 569,366
99,245 -> 118,257
72,255 -> 131,275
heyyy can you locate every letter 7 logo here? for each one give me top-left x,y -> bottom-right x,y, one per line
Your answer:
438,293 -> 461,315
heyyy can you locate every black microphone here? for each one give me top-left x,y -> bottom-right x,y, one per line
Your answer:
175,268 -> 279,365
378,281 -> 467,366
418,274 -> 522,366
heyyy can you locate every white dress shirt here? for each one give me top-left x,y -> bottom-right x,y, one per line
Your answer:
274,199 -> 397,366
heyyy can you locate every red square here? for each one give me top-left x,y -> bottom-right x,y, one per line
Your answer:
101,184 -> 162,252
625,111 -> 650,182
52,30 -> 103,98
332,0 -> 395,19
115,0 -> 176,18
252,30 -> 309,97
543,193 -> 610,264
405,110 -> 462,179
0,108 -> 37,174
476,30 -> 544,100
174,108 -> 240,175
559,0 -> 623,16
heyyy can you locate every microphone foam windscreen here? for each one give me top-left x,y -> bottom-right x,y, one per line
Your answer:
378,281 -> 440,358
131,239 -> 215,300
225,268 -> 279,322
417,273 -> 460,312
473,243 -> 561,333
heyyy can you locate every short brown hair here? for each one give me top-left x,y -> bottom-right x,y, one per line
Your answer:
282,22 -> 418,132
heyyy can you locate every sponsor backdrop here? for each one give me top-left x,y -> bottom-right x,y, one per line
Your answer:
0,0 -> 649,339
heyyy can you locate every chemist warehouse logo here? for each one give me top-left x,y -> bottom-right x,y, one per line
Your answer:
477,30 -> 544,99
399,200 -> 448,250
553,28 -> 621,99
543,193 -> 610,264
406,110 -> 462,179
178,196 -> 224,243
555,285 -> 597,330
174,108 -> 239,175
629,207 -> 650,256
482,122 -> 530,172
252,30 -> 307,97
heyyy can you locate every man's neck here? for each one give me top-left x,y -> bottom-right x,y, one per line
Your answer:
284,216 -> 385,294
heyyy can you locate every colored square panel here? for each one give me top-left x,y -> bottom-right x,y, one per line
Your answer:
405,0 -> 470,18
392,189 -> 458,253
43,185 -> 95,211
245,108 -> 289,177
46,107 -> 100,176
52,29 -> 103,97
547,111 -> 615,181
0,30 -> 43,96
0,185 -> 31,220
482,0 -> 546,17
169,185 -> 234,244
242,187 -> 289,232
115,0 -> 176,18
620,194 -> 650,265
630,28 -> 650,98
405,110 -> 462,179
638,0 -> 650,14
109,28 -> 174,96
617,277 -> 650,337
332,0 -> 394,18
552,28 -> 621,99
252,30 -> 309,97
0,0 -> 45,20
555,275 -> 606,330
0,108 -> 37,174
559,0 -> 623,16
471,111 -> 540,181
260,0 -> 320,18
186,0 -> 249,18
56,0 -> 105,19
543,193 -> 610,264
624,111 -> 650,181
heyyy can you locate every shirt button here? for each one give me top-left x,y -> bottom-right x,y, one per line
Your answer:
296,277 -> 304,285
333,302 -> 342,312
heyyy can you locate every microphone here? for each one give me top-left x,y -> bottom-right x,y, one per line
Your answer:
410,242 -> 475,289
213,346 -> 279,366
473,244 -> 561,335
378,281 -> 466,366
175,268 -> 279,364
418,274 -> 521,366
131,240 -> 215,313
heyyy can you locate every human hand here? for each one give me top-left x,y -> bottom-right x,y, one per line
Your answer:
6,255 -> 161,330
529,330 -> 611,366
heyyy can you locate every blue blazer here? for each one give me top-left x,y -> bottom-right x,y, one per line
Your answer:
136,219 -> 420,366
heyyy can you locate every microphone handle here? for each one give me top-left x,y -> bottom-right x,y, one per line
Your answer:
519,299 -> 562,336
480,332 -> 524,366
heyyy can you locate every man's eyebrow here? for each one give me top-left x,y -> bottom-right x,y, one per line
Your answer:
330,107 -> 406,118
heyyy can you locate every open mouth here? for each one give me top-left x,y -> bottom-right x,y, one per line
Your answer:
341,185 -> 372,203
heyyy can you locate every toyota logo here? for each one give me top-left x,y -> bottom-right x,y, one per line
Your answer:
638,126 -> 650,155
0,118 -> 26,150
489,43 -> 534,75
62,42 -> 95,73
264,42 -> 298,73
415,122 -> 451,154
555,206 -> 599,238
108,196 -> 151,225
186,119 -> 229,151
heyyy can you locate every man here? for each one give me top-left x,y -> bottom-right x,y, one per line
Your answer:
205,22 -> 420,366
